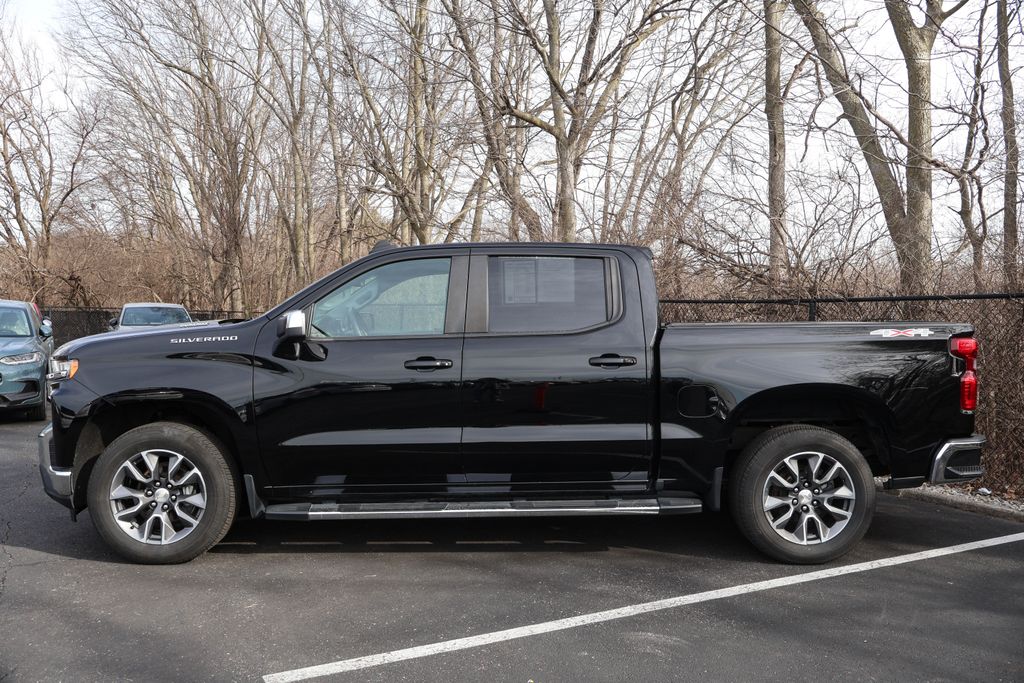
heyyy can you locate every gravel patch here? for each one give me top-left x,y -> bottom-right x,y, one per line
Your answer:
886,483 -> 1024,523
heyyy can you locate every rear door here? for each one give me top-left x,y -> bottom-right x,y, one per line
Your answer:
459,247 -> 652,491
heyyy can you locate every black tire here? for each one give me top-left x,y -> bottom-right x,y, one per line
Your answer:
26,400 -> 47,421
86,422 -> 237,564
728,424 -> 875,564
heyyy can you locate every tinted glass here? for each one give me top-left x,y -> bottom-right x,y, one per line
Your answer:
0,307 -> 32,336
487,256 -> 608,333
122,307 -> 192,326
310,258 -> 451,338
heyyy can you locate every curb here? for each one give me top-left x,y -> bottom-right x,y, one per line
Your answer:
886,486 -> 1024,523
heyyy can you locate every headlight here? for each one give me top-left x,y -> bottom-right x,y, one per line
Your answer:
0,352 -> 44,365
47,358 -> 79,381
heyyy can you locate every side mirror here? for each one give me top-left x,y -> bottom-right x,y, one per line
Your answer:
41,317 -> 52,327
278,310 -> 307,341
39,323 -> 52,339
108,317 -> 118,330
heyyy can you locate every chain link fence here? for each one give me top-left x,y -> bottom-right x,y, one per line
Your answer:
659,294 -> 1024,495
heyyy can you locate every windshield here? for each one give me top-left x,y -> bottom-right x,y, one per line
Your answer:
0,306 -> 32,337
121,306 -> 192,326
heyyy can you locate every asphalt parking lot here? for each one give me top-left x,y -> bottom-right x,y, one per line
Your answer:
2,411 -> 1023,682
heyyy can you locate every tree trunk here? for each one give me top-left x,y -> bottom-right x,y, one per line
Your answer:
898,51 -> 934,294
765,0 -> 787,287
998,0 -> 1019,289
555,141 -> 577,241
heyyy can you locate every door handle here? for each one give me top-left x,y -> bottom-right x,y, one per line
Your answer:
589,354 -> 637,368
404,357 -> 453,371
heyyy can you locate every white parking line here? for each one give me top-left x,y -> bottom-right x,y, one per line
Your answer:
263,531 -> 1024,683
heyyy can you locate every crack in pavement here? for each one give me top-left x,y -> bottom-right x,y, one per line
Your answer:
0,465 -> 35,607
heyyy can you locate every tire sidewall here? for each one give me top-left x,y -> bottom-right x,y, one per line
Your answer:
86,423 -> 235,564
27,399 -> 47,421
734,428 -> 876,564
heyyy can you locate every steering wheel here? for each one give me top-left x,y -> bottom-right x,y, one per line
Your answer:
311,307 -> 367,337
344,307 -> 369,336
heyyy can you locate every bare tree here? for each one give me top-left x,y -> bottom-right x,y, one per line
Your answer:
4,0 -> 1012,313
949,2 -> 991,289
765,0 -> 788,286
997,0 -> 1018,289
494,0 -> 688,241
443,0 -> 545,240
0,18 -> 94,302
69,0 -> 270,310
791,0 -> 970,294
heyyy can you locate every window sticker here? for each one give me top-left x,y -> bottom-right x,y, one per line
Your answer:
536,258 -> 575,303
503,259 -> 537,304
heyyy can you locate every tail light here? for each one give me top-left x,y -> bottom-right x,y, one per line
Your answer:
950,336 -> 978,412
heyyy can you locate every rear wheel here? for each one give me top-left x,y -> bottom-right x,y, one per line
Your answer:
728,425 -> 875,564
86,422 -> 237,564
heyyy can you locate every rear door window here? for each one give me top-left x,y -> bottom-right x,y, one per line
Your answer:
486,256 -> 610,333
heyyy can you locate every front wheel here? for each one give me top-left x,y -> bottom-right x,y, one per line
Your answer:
728,425 -> 875,564
26,400 -> 47,421
86,422 -> 237,564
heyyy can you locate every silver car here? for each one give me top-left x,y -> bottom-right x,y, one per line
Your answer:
109,303 -> 193,332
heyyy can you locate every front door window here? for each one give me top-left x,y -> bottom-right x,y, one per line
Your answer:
310,258 -> 451,338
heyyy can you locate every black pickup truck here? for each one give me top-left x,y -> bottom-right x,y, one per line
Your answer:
39,243 -> 985,564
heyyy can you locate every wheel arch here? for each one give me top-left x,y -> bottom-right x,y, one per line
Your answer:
722,383 -> 897,478
70,391 -> 251,511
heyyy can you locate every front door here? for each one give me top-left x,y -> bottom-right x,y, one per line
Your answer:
459,248 -> 652,492
254,253 -> 468,496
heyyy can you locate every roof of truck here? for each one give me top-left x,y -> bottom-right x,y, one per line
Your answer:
370,241 -> 653,258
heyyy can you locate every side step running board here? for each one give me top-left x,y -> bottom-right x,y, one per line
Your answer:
263,496 -> 702,521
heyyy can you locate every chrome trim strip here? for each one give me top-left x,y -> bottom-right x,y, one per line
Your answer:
263,498 -> 703,521
929,435 -> 986,484
303,506 -> 662,520
37,424 -> 72,498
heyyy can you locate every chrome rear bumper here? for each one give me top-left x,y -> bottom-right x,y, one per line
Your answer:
928,435 -> 986,484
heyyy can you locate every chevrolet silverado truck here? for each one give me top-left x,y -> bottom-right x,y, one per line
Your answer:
38,243 -> 985,564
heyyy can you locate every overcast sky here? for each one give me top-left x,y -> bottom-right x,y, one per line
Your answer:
7,0 -> 58,51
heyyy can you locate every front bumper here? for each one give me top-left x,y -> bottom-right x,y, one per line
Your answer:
37,423 -> 73,507
928,435 -> 986,484
0,361 -> 46,409
0,379 -> 44,409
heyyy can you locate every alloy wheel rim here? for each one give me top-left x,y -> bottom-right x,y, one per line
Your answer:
761,450 -> 856,545
108,449 -> 207,545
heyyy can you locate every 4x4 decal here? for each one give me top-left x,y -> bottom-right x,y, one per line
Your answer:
869,328 -> 935,338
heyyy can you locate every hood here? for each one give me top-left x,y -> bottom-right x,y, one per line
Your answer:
108,320 -> 215,335
55,320 -> 225,357
0,336 -> 39,357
